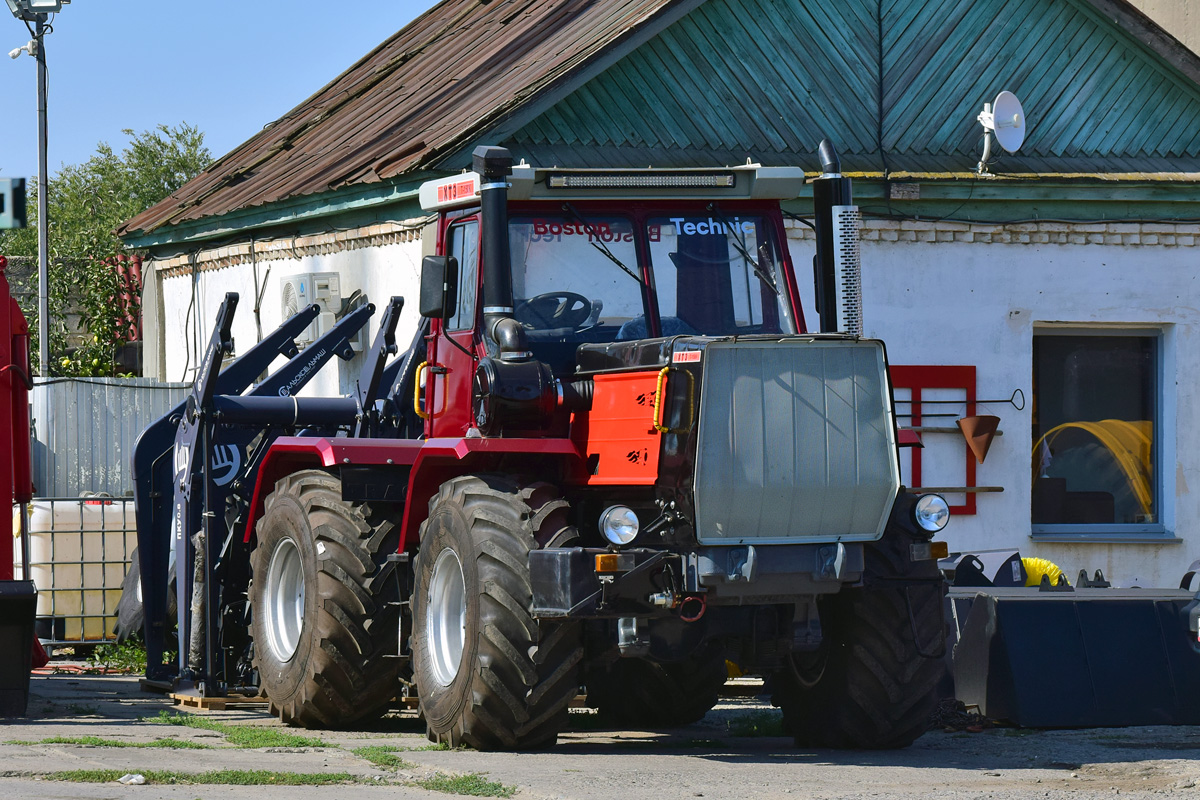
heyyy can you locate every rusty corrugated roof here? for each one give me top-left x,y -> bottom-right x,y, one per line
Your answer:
118,0 -> 690,239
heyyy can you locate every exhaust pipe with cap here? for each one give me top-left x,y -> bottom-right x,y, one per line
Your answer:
811,139 -> 863,336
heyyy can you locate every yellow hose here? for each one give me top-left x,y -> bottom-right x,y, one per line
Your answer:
1022,557 -> 1069,587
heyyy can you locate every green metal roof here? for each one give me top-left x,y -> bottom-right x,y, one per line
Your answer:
503,0 -> 1200,177
125,0 -> 1200,249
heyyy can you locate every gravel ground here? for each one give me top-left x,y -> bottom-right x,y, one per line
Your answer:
1,670 -> 1198,799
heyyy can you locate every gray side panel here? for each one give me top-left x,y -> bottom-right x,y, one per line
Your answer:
694,340 -> 899,544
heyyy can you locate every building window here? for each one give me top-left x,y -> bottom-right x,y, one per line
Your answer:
1032,329 -> 1160,535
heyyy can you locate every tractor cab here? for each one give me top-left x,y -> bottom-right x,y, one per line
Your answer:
418,156 -> 807,436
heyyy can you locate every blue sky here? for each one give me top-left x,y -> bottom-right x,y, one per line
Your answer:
0,0 -> 432,180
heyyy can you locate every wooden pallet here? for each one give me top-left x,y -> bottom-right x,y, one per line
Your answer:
170,692 -> 268,711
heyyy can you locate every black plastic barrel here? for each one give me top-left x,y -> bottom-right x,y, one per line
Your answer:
0,580 -> 38,717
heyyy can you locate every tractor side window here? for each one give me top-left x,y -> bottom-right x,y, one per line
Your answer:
446,219 -> 479,331
644,215 -> 792,337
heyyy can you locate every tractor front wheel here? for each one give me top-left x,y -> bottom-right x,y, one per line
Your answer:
771,539 -> 945,749
249,469 -> 402,727
412,475 -> 582,750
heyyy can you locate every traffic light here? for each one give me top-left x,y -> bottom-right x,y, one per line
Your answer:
0,178 -> 26,229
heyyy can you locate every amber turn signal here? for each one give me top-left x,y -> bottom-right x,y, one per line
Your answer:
595,553 -> 621,573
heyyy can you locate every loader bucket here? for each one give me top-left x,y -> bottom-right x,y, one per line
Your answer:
0,580 -> 37,716
950,586 -> 1200,727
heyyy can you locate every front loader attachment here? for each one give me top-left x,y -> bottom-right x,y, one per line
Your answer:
133,296 -> 386,683
134,290 -> 406,695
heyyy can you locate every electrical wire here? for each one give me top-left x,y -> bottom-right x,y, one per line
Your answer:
782,211 -> 817,231
180,250 -> 199,382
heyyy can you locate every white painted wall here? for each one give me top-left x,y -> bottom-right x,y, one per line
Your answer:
154,219 -> 1199,588
784,221 -> 1200,589
159,238 -> 424,398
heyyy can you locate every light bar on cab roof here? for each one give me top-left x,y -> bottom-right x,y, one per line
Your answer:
511,164 -> 805,201
547,172 -> 736,189
418,163 -> 806,209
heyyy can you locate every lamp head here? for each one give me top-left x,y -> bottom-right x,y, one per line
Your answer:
6,0 -> 69,22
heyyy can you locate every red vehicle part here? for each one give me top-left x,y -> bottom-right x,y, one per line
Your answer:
1,257 -> 33,579
243,436 -> 588,551
570,371 -> 662,486
0,255 -> 43,702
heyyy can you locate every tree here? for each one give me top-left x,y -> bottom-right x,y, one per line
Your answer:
0,123 -> 212,375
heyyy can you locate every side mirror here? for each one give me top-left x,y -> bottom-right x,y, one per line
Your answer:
419,255 -> 459,318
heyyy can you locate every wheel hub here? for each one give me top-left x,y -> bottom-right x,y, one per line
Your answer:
427,548 -> 466,687
263,536 -> 305,662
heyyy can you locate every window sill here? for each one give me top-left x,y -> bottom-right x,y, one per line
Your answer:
1030,528 -> 1181,544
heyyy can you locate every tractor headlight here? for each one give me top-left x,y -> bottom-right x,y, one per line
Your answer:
913,494 -> 950,533
599,506 -> 640,546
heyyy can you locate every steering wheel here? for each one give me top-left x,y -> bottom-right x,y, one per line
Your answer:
514,292 -> 592,330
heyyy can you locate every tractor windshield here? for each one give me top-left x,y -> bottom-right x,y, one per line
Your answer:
507,208 -> 794,346
640,213 -> 793,338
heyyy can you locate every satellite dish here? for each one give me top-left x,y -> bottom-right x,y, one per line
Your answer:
976,90 -> 1026,174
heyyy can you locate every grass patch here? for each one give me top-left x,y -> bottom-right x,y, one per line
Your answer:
153,711 -> 326,749
414,772 -> 517,797
412,742 -> 452,751
353,745 -> 415,770
88,639 -> 147,673
7,735 -> 210,749
1003,728 -> 1037,737
725,710 -> 786,738
51,769 -> 361,786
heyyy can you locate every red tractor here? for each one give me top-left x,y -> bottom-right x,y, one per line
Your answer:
133,142 -> 948,750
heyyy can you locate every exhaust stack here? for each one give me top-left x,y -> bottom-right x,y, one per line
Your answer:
811,139 -> 862,336
474,145 -> 518,349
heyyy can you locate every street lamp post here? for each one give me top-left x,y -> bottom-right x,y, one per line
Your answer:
6,0 -> 68,374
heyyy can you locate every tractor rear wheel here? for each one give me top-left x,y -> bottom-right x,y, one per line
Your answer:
586,652 -> 728,727
412,475 -> 582,750
771,537 -> 945,748
249,469 -> 402,728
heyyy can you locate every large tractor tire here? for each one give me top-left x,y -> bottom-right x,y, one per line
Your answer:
412,475 -> 582,750
771,534 -> 946,749
114,547 -> 177,643
249,469 -> 402,728
586,652 -> 728,727
114,550 -> 146,642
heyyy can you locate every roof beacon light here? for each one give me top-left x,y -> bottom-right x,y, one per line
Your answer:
547,172 -> 736,190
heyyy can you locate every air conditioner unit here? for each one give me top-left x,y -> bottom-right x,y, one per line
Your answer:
280,272 -> 341,346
